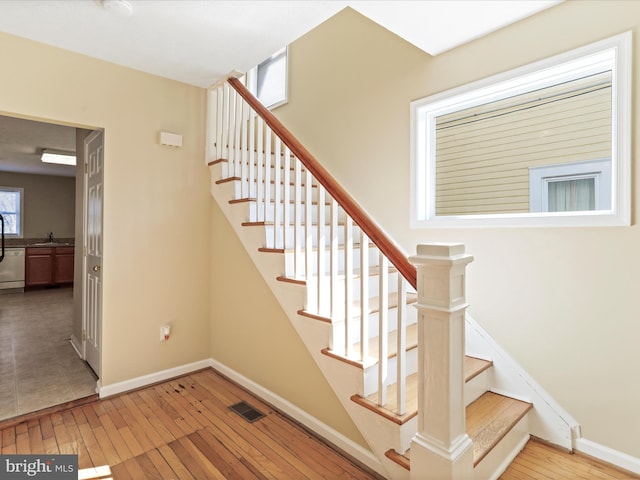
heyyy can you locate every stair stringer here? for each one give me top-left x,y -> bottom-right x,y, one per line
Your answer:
465,313 -> 580,450
210,167 -> 412,478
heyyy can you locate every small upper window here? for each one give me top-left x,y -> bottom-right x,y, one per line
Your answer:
411,32 -> 631,227
250,47 -> 288,109
0,187 -> 24,237
529,158 -> 611,213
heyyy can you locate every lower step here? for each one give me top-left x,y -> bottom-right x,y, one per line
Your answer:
385,392 -> 533,469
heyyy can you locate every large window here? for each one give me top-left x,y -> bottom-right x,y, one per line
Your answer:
0,187 -> 23,236
249,47 -> 288,109
411,32 -> 631,227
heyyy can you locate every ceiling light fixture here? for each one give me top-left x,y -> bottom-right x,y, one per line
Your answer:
101,0 -> 133,17
41,149 -> 76,166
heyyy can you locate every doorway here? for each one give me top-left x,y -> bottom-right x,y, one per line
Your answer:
0,114 -> 103,421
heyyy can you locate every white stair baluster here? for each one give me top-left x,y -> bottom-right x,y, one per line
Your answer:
294,158 -> 302,278
360,229 -> 369,362
233,87 -> 242,178
330,199 -> 339,330
397,276 -> 407,415
256,116 -> 264,221
317,184 -> 326,316
263,128 -> 272,224
226,85 -> 235,175
273,139 -> 282,249
305,170 -> 314,302
344,216 -> 354,357
378,254 -> 389,407
240,101 -> 248,198
283,147 -> 291,249
248,110 -> 256,199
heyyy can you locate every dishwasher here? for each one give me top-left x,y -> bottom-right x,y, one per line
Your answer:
0,213 -> 25,292
0,248 -> 25,292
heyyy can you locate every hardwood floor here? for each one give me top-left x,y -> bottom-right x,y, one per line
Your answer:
501,439 -> 640,480
1,367 -> 637,479
0,368 -> 381,479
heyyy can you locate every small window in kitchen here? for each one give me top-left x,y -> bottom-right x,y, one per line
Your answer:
0,186 -> 23,237
249,47 -> 288,109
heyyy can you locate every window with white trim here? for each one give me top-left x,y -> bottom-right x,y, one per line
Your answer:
529,159 -> 611,213
0,186 -> 24,237
410,31 -> 631,227
249,47 -> 288,109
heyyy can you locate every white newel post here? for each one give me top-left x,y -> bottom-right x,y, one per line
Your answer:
409,244 -> 474,480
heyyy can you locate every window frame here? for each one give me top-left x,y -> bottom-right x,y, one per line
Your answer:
248,46 -> 288,110
0,186 -> 24,237
529,158 -> 612,213
410,31 -> 632,228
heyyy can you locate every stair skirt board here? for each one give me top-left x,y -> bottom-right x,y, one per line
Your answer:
465,313 -> 579,450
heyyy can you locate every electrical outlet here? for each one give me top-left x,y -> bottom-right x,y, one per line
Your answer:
160,325 -> 171,341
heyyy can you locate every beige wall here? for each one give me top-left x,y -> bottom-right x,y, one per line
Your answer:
0,171 -> 75,238
273,3 -> 640,458
0,32 -> 211,385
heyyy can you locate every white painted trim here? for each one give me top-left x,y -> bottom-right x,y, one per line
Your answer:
575,438 -> 640,476
69,335 -> 83,359
98,359 -> 212,398
210,358 -> 387,477
410,30 -> 632,228
465,313 -> 579,449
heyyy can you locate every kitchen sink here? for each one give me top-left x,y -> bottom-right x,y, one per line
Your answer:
31,242 -> 73,247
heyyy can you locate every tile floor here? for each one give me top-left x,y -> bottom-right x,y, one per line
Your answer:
0,287 -> 97,421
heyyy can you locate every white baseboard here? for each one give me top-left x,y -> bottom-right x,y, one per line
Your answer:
575,437 -> 640,475
98,359 -> 212,398
210,358 -> 386,477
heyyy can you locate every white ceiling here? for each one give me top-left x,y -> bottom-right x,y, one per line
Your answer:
0,0 -> 561,177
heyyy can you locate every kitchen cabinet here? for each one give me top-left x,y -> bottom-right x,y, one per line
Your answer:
25,246 -> 75,287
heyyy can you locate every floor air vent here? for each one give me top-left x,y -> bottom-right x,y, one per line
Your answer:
229,401 -> 266,423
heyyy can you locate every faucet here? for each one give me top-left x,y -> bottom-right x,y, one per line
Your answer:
48,232 -> 54,243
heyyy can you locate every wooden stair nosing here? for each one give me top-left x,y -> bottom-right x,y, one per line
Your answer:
231,198 -> 331,207
276,275 -> 306,286
465,356 -> 493,382
385,449 -> 410,471
383,392 -> 533,470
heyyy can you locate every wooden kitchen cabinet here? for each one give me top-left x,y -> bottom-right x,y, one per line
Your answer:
54,247 -> 75,284
26,246 -> 74,287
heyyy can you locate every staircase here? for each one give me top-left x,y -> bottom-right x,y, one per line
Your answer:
206,76 -> 537,479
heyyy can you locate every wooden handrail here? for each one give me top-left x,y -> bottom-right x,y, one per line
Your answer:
228,77 -> 417,289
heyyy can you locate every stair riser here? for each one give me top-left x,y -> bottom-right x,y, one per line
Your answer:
282,244 -> 381,278
233,180 -> 321,204
329,307 -> 418,353
465,369 -> 489,407
361,348 -> 419,398
305,272 -> 403,312
248,202 -> 346,225
264,223 -> 362,251
219,157 -> 308,180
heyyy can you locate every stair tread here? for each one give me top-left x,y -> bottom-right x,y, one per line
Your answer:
300,291 -> 417,323
384,392 -> 532,470
350,357 -> 494,420
259,241 -> 376,255
322,323 -> 418,369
